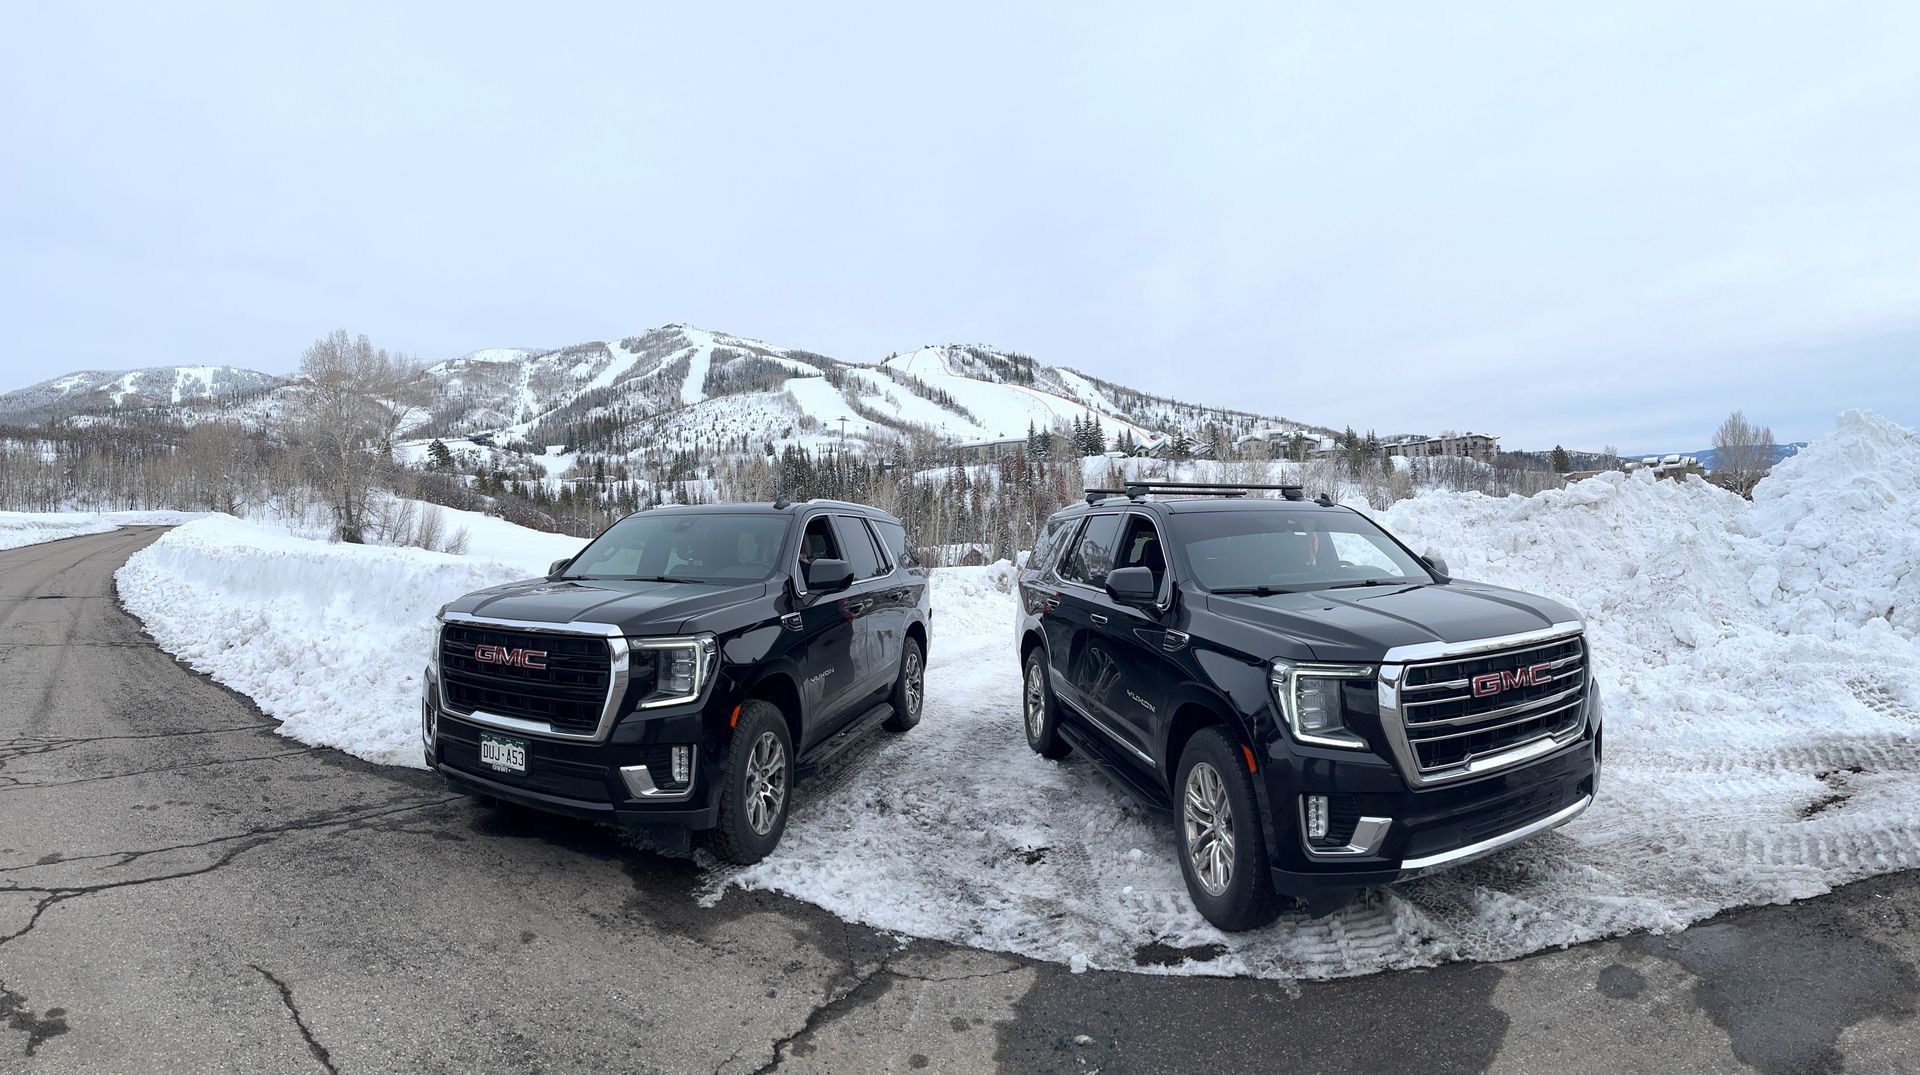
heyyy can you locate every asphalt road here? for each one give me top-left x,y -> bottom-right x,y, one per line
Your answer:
3,527 -> 1918,1074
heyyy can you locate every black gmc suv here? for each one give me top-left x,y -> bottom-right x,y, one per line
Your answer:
1015,483 -> 1601,929
422,500 -> 929,863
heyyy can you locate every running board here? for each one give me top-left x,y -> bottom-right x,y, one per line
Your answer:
796,701 -> 895,776
1055,722 -> 1172,813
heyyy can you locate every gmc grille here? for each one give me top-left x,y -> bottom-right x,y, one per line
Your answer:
440,624 -> 612,735
1394,635 -> 1586,780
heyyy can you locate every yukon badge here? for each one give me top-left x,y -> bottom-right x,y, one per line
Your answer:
474,644 -> 548,670
1471,661 -> 1552,698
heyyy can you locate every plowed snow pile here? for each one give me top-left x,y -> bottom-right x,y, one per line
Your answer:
725,411 -> 1920,978
116,515 -> 584,765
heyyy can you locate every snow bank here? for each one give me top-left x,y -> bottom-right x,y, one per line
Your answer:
0,510 -> 204,551
116,515 -> 584,766
724,411 -> 1920,979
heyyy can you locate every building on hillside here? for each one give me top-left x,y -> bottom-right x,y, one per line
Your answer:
950,436 -> 1028,464
1233,428 -> 1324,459
1382,432 -> 1500,464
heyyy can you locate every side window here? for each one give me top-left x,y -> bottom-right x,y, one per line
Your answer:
872,519 -> 918,569
1029,516 -> 1069,570
1058,514 -> 1123,588
834,516 -> 886,579
1116,514 -> 1168,589
797,516 -> 841,572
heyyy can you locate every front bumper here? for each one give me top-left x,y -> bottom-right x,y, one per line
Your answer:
1265,736 -> 1598,898
423,674 -> 723,838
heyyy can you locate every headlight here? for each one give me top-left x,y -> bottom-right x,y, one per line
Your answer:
1270,658 -> 1374,749
629,634 -> 719,709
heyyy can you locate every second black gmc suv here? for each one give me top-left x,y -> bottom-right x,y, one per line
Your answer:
422,499 -> 929,863
1016,482 -> 1601,929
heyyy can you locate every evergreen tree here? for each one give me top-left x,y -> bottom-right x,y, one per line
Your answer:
1550,445 -> 1573,473
428,439 -> 455,470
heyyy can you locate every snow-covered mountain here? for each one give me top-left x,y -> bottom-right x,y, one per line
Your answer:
1,325 -> 1321,463
408,324 -> 1318,460
0,365 -> 286,420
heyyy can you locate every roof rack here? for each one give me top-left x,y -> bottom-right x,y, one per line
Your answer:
1083,482 -> 1317,505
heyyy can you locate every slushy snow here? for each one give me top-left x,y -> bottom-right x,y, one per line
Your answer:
108,411 -> 1920,979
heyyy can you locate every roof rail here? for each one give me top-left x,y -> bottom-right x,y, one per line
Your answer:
1082,481 -> 1311,504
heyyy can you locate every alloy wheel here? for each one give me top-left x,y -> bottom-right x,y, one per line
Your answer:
1183,761 -> 1234,897
744,731 -> 788,836
1024,661 -> 1046,739
904,649 -> 924,720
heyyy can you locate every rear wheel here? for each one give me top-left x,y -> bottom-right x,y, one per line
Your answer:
1173,727 -> 1281,931
1022,650 -> 1071,759
883,638 -> 925,732
709,700 -> 793,864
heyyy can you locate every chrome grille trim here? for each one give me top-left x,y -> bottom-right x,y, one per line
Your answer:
1378,622 -> 1588,786
437,612 -> 631,743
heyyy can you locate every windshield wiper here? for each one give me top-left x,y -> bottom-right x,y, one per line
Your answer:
625,575 -> 705,584
1322,578 -> 1411,590
1209,585 -> 1299,596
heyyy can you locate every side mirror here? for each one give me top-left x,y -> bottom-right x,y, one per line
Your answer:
548,558 -> 574,580
1422,551 -> 1450,577
804,558 -> 855,594
1105,566 -> 1160,606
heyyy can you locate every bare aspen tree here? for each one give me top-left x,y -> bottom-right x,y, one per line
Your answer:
290,330 -> 429,542
182,421 -> 257,515
1711,410 -> 1774,497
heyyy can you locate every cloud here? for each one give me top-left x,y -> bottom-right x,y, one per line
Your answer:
1,2 -> 1914,448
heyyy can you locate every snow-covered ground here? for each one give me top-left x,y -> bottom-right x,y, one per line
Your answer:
0,510 -> 205,551
98,411 -> 1920,980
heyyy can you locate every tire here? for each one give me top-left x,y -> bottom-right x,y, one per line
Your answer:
1173,727 -> 1281,931
1021,649 -> 1072,759
883,637 -> 925,732
709,700 -> 794,864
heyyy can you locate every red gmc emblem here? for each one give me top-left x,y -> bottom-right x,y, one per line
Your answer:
474,644 -> 548,670
1471,661 -> 1552,698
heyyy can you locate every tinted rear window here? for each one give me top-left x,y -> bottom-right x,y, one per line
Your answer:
872,519 -> 917,568
1058,514 -> 1123,587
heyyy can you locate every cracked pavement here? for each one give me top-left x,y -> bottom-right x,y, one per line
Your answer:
3,527 -> 1919,1073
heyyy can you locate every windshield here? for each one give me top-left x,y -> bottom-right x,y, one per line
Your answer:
1169,509 -> 1433,593
565,513 -> 789,583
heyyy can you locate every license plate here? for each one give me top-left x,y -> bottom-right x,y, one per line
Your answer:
479,733 -> 528,774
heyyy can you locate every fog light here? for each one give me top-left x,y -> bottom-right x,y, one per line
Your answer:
671,745 -> 691,784
1305,795 -> 1329,840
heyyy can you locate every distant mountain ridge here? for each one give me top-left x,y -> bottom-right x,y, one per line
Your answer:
0,325 -> 1325,463
0,365 -> 286,419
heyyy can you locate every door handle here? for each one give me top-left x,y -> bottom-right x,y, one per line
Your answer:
1089,613 -> 1108,626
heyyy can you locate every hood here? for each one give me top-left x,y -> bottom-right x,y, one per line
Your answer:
1205,580 -> 1579,663
444,576 -> 770,635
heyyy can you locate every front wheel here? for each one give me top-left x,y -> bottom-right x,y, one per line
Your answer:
709,700 -> 794,864
1174,727 -> 1281,931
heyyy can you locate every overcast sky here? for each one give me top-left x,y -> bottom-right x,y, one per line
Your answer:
4,3 -> 1916,450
